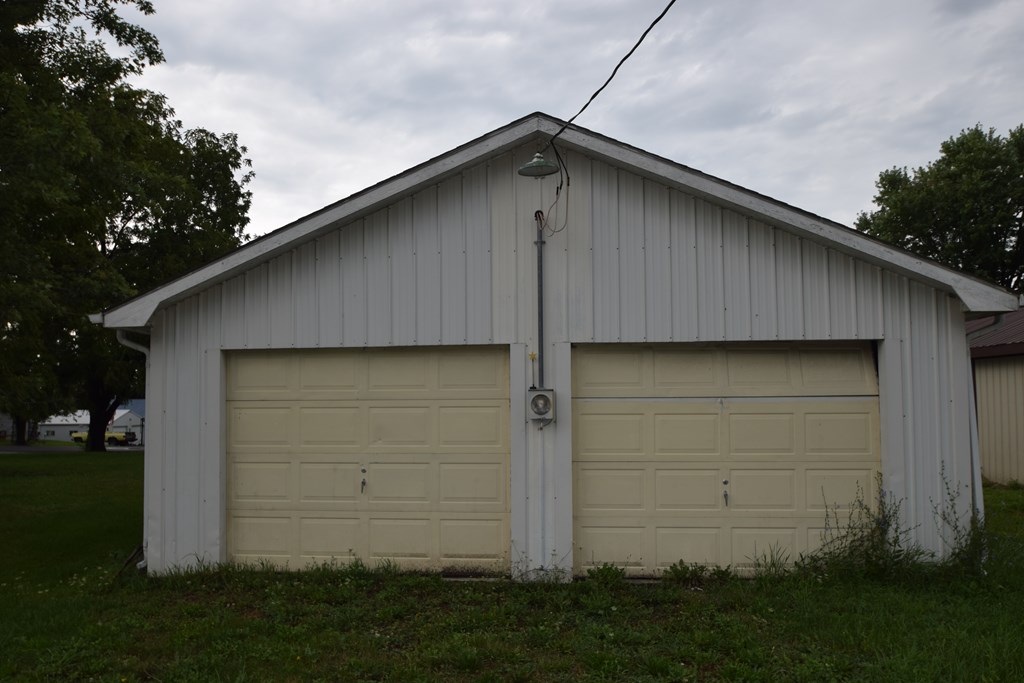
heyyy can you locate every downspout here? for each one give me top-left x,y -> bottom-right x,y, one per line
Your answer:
113,324 -> 152,571
116,329 -> 150,358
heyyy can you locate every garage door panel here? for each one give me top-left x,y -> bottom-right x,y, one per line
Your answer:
439,464 -> 504,504
805,410 -> 876,455
655,469 -> 722,510
728,413 -> 795,455
577,468 -> 646,511
367,406 -> 433,447
230,406 -> 292,447
299,517 -> 362,559
654,414 -> 720,456
652,348 -> 718,390
729,469 -> 796,510
368,518 -> 432,559
226,346 -> 510,571
298,352 -> 362,396
576,413 -> 646,457
438,351 -> 508,396
365,463 -> 431,502
798,348 -> 877,394
231,515 -> 293,560
576,526 -> 647,568
232,462 -> 291,502
573,343 -> 880,574
805,469 -> 874,511
299,463 -> 361,502
227,351 -> 294,399
298,406 -> 362,446
731,527 -> 798,567
439,405 -> 506,447
367,353 -> 431,393
575,350 -> 646,393
439,519 -> 506,562
725,349 -> 795,390
655,527 -> 722,566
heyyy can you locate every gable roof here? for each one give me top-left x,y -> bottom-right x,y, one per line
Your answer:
94,112 -> 1016,329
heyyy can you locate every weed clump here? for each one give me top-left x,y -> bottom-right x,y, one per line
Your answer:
795,473 -> 931,582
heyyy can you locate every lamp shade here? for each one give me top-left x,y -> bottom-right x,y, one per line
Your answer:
517,153 -> 559,177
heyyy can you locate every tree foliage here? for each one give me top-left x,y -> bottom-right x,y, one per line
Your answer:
1,0 -> 253,447
856,125 -> 1024,292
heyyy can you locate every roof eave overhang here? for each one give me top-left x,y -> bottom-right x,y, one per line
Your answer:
99,113 -> 1017,329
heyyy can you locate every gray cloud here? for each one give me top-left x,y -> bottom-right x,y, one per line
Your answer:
126,0 -> 1024,235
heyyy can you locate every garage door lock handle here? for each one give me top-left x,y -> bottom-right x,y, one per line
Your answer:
361,478 -> 367,494
722,480 -> 729,507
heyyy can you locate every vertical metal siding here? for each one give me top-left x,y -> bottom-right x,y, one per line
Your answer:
365,210 -> 391,345
464,164 -> 492,343
438,176 -> 468,344
490,154 -> 517,344
243,264 -> 270,347
414,187 -> 442,345
695,199 -> 725,340
315,231 -> 342,346
774,230 -> 805,338
802,241 -> 830,339
670,191 -> 699,341
618,171 -> 646,342
198,290 -> 224,561
722,210 -> 752,340
340,221 -> 367,347
220,277 -> 245,348
592,160 -> 620,342
644,180 -> 672,342
294,241 -> 319,348
390,199 -> 416,345
748,220 -> 778,339
828,251 -> 857,339
567,152 -> 594,342
975,356 -> 1024,484
855,261 -> 884,339
268,253 -> 294,348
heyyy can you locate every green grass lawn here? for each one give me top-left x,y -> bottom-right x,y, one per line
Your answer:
2,452 -> 1023,682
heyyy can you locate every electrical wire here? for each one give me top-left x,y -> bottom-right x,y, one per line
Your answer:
537,0 -> 675,235
542,0 -> 678,152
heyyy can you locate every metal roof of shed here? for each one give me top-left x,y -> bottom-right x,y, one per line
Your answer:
969,307 -> 1024,358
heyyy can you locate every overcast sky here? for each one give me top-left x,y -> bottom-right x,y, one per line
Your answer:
124,0 -> 1024,238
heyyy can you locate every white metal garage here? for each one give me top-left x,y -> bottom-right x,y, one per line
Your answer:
225,347 -> 509,570
93,113 -> 1016,575
572,344 -> 879,573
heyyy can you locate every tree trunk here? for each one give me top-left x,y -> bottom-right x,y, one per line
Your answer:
13,416 -> 28,446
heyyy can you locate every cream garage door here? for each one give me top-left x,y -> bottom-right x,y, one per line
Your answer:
573,344 -> 880,574
226,346 -> 510,571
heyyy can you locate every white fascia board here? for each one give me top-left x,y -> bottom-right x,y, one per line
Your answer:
545,121 -> 1017,314
100,117 -> 547,329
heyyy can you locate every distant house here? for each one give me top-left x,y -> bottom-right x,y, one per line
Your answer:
38,411 -> 90,442
969,307 -> 1024,484
39,409 -> 143,442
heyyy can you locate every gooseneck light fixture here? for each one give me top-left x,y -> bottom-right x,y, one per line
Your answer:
517,152 -> 559,178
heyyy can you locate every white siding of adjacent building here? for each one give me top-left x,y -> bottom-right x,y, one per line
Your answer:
140,145 -> 978,572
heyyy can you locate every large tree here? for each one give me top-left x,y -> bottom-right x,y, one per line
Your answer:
0,0 -> 252,448
856,125 -> 1024,292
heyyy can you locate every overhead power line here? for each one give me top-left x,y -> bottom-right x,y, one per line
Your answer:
545,0 -> 679,150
